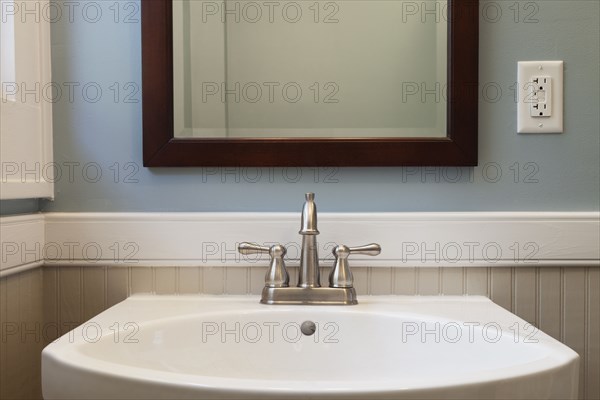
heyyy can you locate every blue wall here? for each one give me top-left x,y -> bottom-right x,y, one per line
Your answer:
0,200 -> 40,215
41,0 -> 599,212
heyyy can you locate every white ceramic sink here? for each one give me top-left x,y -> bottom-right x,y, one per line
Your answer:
42,295 -> 579,400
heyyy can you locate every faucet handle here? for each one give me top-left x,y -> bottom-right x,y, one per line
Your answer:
238,242 -> 271,255
346,243 -> 382,257
329,243 -> 381,288
238,242 -> 289,288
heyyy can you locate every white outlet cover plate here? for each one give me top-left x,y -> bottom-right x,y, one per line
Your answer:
517,61 -> 564,133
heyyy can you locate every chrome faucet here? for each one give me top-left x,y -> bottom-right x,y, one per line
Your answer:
238,193 -> 381,305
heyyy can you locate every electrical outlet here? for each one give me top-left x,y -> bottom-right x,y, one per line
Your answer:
518,61 -> 563,133
529,76 -> 552,117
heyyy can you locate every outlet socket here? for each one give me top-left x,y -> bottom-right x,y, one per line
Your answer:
529,76 -> 552,117
518,61 -> 563,133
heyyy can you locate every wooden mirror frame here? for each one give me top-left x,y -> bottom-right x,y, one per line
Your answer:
142,0 -> 478,167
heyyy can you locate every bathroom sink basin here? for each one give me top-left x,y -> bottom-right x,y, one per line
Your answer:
42,295 -> 579,400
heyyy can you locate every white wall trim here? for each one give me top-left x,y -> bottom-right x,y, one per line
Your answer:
0,214 -> 45,277
2,212 -> 598,276
43,212 -> 600,269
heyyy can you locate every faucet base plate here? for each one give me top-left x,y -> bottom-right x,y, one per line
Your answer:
260,287 -> 358,305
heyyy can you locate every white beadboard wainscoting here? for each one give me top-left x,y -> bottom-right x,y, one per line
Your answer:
0,212 -> 599,399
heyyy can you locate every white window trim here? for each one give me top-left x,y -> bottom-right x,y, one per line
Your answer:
0,0 -> 54,200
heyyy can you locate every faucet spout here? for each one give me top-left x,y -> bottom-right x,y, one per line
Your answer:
298,193 -> 320,288
299,193 -> 319,235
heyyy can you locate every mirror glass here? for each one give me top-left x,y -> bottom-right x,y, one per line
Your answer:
172,0 -> 447,139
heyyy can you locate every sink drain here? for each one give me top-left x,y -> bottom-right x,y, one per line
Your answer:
300,321 -> 316,336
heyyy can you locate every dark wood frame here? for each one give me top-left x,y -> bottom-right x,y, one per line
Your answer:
142,0 -> 478,167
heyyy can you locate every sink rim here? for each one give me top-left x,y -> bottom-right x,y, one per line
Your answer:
42,295 -> 580,396
44,349 -> 577,395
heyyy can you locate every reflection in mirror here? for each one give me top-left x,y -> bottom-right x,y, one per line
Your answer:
172,0 -> 447,138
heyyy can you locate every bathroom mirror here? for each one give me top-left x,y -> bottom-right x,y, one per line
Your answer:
142,0 -> 478,166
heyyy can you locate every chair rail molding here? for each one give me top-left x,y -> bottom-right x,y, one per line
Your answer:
0,214 -> 45,277
2,212 -> 598,276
